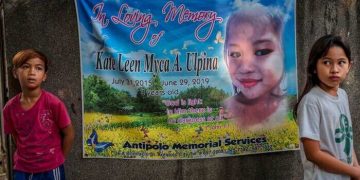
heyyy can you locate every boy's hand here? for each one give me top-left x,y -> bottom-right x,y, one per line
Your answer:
62,124 -> 75,158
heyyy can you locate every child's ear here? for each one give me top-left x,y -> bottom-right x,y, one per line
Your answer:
349,62 -> 353,70
42,73 -> 47,82
347,62 -> 352,74
12,69 -> 17,79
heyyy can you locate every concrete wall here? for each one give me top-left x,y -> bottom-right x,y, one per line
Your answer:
2,0 -> 360,179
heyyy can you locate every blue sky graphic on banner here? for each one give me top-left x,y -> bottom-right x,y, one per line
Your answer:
76,0 -> 298,159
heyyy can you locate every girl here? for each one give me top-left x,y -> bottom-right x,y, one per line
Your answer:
294,35 -> 360,179
223,4 -> 287,129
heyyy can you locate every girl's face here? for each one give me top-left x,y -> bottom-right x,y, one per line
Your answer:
316,46 -> 351,95
226,23 -> 284,99
14,57 -> 47,91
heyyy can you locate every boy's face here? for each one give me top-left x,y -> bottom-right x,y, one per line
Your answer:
226,22 -> 284,99
316,46 -> 351,95
13,57 -> 47,91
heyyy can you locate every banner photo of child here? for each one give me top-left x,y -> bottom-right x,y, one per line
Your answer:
223,3 -> 288,130
76,0 -> 298,159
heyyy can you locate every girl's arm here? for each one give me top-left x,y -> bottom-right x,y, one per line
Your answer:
61,124 -> 75,158
354,149 -> 359,167
302,138 -> 360,178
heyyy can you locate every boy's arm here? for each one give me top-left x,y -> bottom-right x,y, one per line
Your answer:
302,138 -> 360,178
61,124 -> 75,158
11,133 -> 17,143
11,134 -> 17,148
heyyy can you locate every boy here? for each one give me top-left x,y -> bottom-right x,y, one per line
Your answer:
2,49 -> 75,180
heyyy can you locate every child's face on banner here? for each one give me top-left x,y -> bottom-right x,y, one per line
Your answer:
226,22 -> 284,99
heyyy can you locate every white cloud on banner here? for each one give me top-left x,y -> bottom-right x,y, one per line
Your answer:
123,50 -> 152,60
170,49 -> 181,55
182,40 -> 196,50
162,49 -> 167,54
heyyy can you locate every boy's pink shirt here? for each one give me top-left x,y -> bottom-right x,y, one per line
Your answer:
2,90 -> 71,173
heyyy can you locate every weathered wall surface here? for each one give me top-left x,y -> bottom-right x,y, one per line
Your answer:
2,0 -> 359,179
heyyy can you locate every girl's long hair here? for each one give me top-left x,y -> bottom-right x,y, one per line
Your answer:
292,34 -> 352,119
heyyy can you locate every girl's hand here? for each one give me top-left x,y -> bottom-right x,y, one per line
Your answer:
352,166 -> 360,180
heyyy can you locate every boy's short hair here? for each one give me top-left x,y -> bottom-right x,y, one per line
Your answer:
12,49 -> 49,72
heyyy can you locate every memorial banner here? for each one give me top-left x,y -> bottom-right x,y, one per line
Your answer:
76,0 -> 299,159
